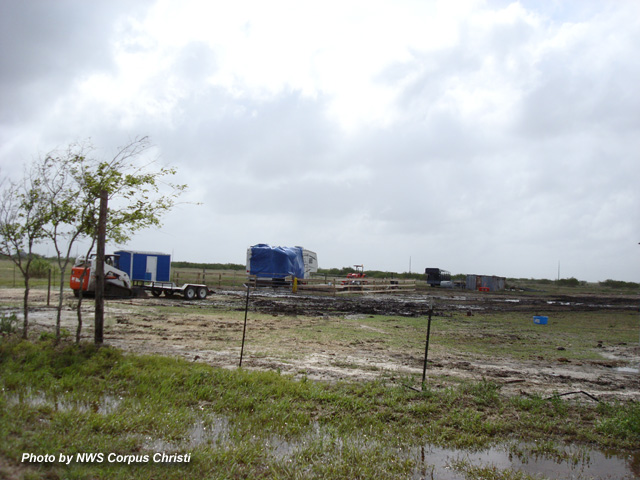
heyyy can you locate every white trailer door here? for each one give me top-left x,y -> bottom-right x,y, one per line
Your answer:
146,256 -> 158,282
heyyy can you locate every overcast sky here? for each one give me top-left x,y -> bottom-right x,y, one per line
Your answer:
1,0 -> 639,282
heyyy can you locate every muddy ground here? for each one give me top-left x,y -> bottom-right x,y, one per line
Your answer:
2,287 -> 639,402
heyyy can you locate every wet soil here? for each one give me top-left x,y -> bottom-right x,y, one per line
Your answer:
3,287 -> 639,401
248,289 -> 640,316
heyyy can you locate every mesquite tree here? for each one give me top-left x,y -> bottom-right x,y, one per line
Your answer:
4,137 -> 186,343
44,137 -> 186,343
0,173 -> 49,338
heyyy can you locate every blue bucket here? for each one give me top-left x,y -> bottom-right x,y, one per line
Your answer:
533,315 -> 548,325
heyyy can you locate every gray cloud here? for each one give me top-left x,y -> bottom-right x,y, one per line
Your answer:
0,1 -> 152,122
1,0 -> 638,281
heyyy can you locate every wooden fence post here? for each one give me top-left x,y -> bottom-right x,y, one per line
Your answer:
94,189 -> 107,345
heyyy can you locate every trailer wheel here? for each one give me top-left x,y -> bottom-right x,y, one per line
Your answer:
151,288 -> 162,297
184,286 -> 196,300
164,290 -> 174,298
197,286 -> 208,300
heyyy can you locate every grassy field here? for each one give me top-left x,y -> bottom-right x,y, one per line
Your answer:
1,337 -> 639,480
0,261 -> 57,289
432,310 -> 639,362
1,258 -> 640,479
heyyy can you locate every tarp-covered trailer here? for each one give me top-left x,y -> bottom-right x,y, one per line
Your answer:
246,244 -> 317,285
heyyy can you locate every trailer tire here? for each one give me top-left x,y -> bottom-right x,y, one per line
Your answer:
151,288 -> 162,297
164,290 -> 174,298
184,286 -> 196,300
197,286 -> 208,300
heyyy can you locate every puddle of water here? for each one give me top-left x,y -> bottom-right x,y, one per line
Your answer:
261,431 -> 639,479
5,390 -> 122,415
616,366 -> 640,374
178,415 -> 639,480
142,413 -> 230,452
410,443 -> 640,480
9,391 -> 636,479
187,415 -> 230,447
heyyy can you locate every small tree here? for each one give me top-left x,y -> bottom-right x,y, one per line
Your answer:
34,142 -> 97,342
0,172 -> 49,338
38,137 -> 186,343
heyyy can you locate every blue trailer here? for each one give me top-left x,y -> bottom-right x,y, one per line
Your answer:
115,250 -> 171,283
114,250 -> 212,300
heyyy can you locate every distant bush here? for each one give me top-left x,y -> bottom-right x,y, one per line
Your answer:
600,279 -> 639,290
556,277 -> 580,287
317,267 -> 356,276
316,268 -> 423,280
30,257 -> 55,278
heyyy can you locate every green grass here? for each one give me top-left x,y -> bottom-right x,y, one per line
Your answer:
237,309 -> 637,366
1,337 -> 638,479
429,310 -> 639,362
2,261 -> 639,478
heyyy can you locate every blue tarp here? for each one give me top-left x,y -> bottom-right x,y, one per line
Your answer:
248,244 -> 304,279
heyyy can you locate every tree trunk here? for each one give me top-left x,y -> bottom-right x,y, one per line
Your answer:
22,278 -> 29,339
75,262 -> 89,344
56,270 -> 65,343
94,190 -> 107,344
75,294 -> 83,344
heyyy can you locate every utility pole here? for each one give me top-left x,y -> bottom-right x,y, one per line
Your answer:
94,190 -> 108,345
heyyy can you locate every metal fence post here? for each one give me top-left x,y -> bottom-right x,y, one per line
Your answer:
422,305 -> 433,389
239,284 -> 251,367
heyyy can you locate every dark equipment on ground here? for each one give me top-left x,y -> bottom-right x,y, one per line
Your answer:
425,268 -> 451,287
